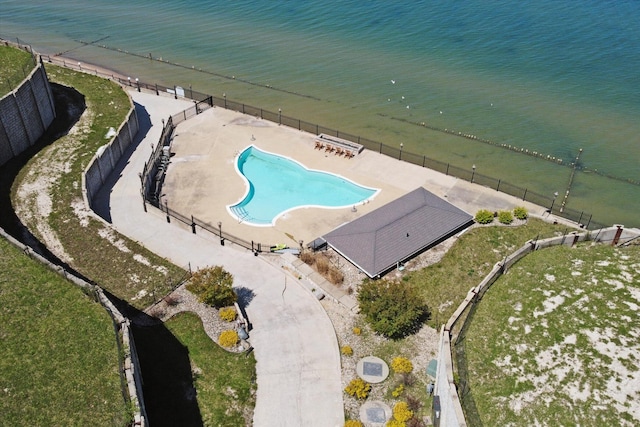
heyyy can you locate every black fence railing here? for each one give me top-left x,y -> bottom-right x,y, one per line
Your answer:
154,197 -> 275,254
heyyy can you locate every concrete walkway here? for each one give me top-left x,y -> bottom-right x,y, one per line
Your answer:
106,90 -> 344,426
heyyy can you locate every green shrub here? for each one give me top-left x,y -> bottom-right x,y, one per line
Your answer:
219,307 -> 237,322
358,280 -> 430,339
392,384 -> 405,397
341,345 -> 354,356
186,266 -> 237,308
391,357 -> 414,374
393,402 -> 413,422
344,378 -> 371,400
513,206 -> 528,220
219,330 -> 239,348
475,209 -> 494,224
498,210 -> 514,225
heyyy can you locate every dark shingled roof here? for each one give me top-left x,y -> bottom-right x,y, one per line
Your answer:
323,187 -> 473,278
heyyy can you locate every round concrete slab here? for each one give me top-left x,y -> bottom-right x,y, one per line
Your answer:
356,355 -> 389,384
359,400 -> 392,425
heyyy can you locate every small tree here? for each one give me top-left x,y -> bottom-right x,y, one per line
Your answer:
358,279 -> 430,339
186,266 -> 237,308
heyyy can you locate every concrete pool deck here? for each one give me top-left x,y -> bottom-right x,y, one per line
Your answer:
162,102 -> 554,248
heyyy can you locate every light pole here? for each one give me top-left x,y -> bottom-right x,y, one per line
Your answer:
218,221 -> 224,245
471,164 -> 476,183
127,76 -> 131,86
549,191 -> 559,213
278,108 -> 282,125
136,77 -> 140,92
223,93 -> 227,109
399,143 -> 404,160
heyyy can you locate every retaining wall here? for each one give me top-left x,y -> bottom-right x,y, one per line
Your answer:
434,225 -> 640,426
0,57 -> 55,166
83,108 -> 139,209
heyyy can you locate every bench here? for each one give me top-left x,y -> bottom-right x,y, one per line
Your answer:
314,133 -> 364,157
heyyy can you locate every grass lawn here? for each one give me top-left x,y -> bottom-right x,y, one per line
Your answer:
12,64 -> 185,308
166,313 -> 257,426
0,45 -> 35,94
405,218 -> 566,328
134,312 -> 256,426
461,243 -> 640,426
0,235 -> 126,425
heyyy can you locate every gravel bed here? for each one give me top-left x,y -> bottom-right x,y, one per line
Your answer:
144,285 -> 246,352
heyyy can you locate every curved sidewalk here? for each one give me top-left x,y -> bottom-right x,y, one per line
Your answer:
106,91 -> 344,426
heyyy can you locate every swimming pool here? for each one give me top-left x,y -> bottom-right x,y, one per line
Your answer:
228,146 -> 379,226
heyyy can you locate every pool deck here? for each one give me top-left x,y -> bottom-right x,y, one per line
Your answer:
163,104 -> 552,248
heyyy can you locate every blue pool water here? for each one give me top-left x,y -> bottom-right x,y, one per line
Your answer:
228,146 -> 378,226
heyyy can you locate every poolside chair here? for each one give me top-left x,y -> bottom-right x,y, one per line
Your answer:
345,150 -> 353,158
315,141 -> 324,150
335,147 -> 344,156
325,145 -> 334,153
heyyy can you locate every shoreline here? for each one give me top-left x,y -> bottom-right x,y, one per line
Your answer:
3,38 -> 635,229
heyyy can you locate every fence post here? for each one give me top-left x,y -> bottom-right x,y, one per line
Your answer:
496,179 -> 501,192
191,215 -> 196,234
446,163 -> 450,175
522,188 -> 527,201
165,200 -> 170,223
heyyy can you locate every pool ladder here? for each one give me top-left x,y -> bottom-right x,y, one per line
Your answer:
232,206 -> 251,224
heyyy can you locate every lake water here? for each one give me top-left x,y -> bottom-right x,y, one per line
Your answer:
2,0 -> 638,227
